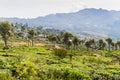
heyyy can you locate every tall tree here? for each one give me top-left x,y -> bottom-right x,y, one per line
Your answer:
85,41 -> 91,51
28,29 -> 35,46
0,21 -> 12,48
62,32 -> 73,49
98,39 -> 104,50
48,34 -> 57,47
106,38 -> 112,52
89,39 -> 95,49
116,41 -> 120,50
111,42 -> 115,50
72,36 -> 79,50
67,40 -> 72,49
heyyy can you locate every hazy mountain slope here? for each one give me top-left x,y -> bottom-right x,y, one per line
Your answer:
1,8 -> 120,39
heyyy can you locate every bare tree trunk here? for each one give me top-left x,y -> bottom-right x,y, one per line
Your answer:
108,44 -> 110,52
32,38 -> 34,46
53,41 -> 55,48
4,38 -> 7,47
87,47 -> 89,51
28,40 -> 30,46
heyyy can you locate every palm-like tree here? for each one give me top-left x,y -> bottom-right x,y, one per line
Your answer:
106,38 -> 112,52
72,36 -> 79,50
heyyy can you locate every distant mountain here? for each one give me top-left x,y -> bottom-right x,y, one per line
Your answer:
1,8 -> 120,39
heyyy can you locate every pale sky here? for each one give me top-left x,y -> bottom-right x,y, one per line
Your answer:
0,0 -> 120,18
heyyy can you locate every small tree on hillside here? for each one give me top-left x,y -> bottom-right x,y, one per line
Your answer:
48,34 -> 57,47
106,38 -> 112,52
111,42 -> 115,50
62,32 -> 73,49
72,36 -> 79,50
114,43 -> 118,50
0,21 -> 12,49
116,41 -> 120,50
89,39 -> 95,50
67,40 -> 72,50
98,39 -> 105,50
85,41 -> 91,51
28,29 -> 35,46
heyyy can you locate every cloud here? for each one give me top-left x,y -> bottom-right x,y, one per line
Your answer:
71,2 -> 87,12
0,0 -> 120,18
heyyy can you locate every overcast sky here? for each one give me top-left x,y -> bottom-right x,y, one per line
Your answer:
0,0 -> 120,18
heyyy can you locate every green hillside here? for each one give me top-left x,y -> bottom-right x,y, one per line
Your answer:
0,40 -> 120,80
0,21 -> 120,80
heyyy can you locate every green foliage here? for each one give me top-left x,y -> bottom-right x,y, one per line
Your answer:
0,33 -> 120,80
0,21 -> 12,47
85,41 -> 91,50
62,68 -> 91,80
62,32 -> 73,48
2,46 -> 9,50
28,29 -> 35,46
0,59 -> 7,69
48,34 -> 57,43
28,29 -> 35,38
0,72 -> 12,80
10,60 -> 37,79
52,48 -> 67,59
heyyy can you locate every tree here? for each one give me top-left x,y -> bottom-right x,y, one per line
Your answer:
85,41 -> 91,51
62,32 -> 73,49
116,41 -> 120,50
48,34 -> 57,47
67,40 -> 72,49
114,43 -> 118,50
89,39 -> 95,50
72,36 -> 79,50
0,21 -> 12,48
79,40 -> 85,45
21,25 -> 26,32
28,29 -> 35,46
102,42 -> 106,50
106,38 -> 112,52
98,39 -> 105,50
111,42 -> 115,50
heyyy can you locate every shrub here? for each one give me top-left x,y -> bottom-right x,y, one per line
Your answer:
62,68 -> 91,80
10,60 -> 37,79
0,59 -> 7,69
52,48 -> 67,59
3,46 -> 9,50
0,72 -> 12,80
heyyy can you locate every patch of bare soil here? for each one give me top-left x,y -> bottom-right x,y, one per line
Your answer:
93,53 -> 101,57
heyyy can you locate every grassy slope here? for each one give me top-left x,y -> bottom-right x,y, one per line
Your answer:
0,41 -> 120,79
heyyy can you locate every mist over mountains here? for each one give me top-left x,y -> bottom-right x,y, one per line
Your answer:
1,8 -> 120,39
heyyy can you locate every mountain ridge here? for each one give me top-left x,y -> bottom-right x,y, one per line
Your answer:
1,8 -> 120,39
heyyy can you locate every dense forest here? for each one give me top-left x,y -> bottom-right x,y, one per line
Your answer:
0,21 -> 120,80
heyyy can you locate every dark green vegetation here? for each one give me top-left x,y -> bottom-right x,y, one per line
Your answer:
0,21 -> 120,80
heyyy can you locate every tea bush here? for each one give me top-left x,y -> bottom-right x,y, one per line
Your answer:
62,68 -> 91,80
10,60 -> 37,80
52,48 -> 67,59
